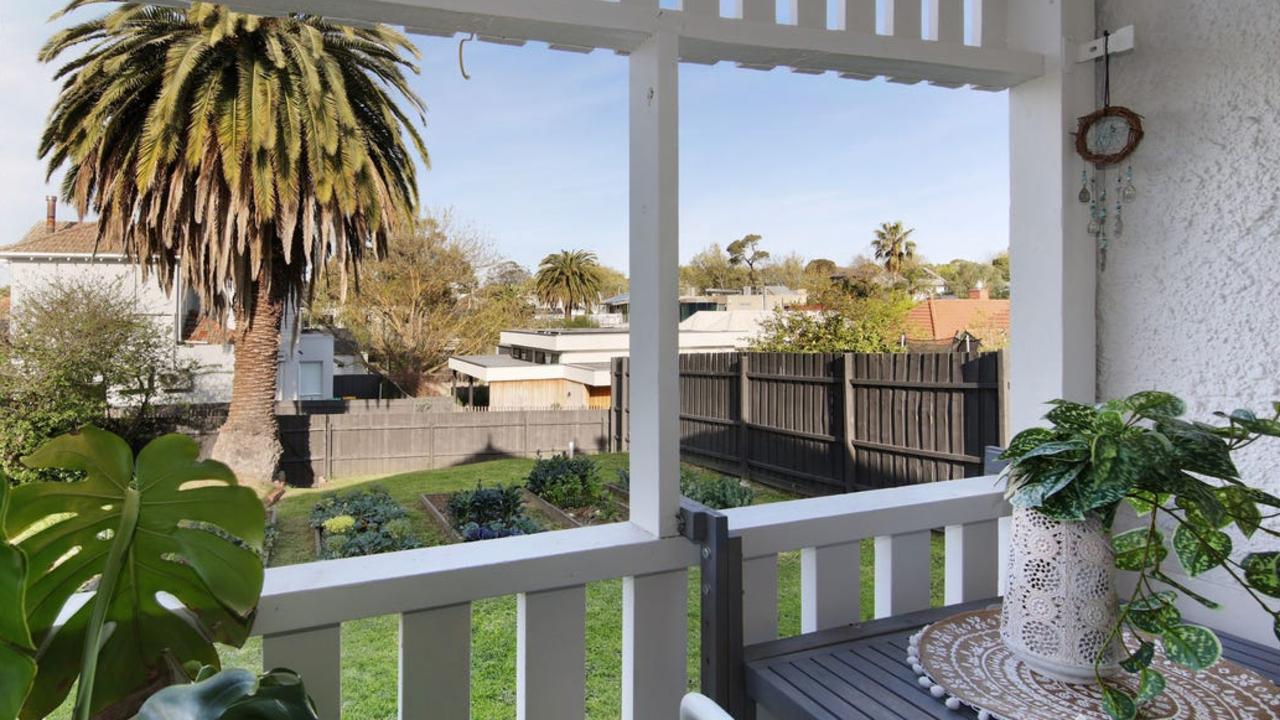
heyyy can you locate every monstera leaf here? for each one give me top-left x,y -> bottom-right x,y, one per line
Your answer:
136,667 -> 319,720
0,478 -> 37,720
5,428 -> 265,719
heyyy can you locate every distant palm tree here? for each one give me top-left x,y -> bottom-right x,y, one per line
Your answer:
38,2 -> 429,483
535,250 -> 602,319
871,222 -> 917,276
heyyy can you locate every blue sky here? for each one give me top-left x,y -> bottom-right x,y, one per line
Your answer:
0,2 -> 1009,282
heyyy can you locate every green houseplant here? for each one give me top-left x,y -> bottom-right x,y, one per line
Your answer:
1001,391 -> 1280,720
0,427 -> 317,720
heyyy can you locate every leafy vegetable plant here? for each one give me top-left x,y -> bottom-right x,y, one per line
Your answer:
0,427 -> 318,719
310,487 -> 420,560
1001,392 -> 1280,719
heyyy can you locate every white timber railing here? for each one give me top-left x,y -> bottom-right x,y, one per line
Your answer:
250,475 -> 1008,719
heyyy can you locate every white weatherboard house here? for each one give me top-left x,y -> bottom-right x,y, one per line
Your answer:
0,213 -> 336,402
43,2 -> 1279,719
447,310 -> 769,408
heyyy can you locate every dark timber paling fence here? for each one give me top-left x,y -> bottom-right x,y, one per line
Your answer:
611,351 -> 1005,495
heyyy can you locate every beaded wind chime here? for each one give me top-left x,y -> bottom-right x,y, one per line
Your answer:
1074,31 -> 1144,271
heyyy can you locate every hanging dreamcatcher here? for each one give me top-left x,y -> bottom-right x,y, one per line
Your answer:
1074,31 -> 1143,271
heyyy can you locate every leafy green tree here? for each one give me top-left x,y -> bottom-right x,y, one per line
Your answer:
804,258 -> 837,276
0,278 -> 191,484
871,221 -> 917,276
485,260 -> 531,288
750,294 -> 911,353
313,214 -> 532,395
594,265 -> 629,301
535,250 -> 603,319
727,234 -> 770,289
935,257 -> 1010,298
681,243 -> 747,293
38,2 -> 429,484
760,252 -> 806,290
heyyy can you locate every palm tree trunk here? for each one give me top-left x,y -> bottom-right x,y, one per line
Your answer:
210,261 -> 286,487
564,303 -> 572,320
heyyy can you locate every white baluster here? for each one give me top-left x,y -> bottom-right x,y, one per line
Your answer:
925,0 -> 963,43
518,585 -> 586,720
972,0 -> 1006,48
944,520 -> 999,605
836,0 -> 876,32
884,0 -> 922,38
801,541 -> 861,632
742,555 -> 779,644
785,0 -> 826,28
400,604 -> 470,719
729,0 -> 775,22
263,625 -> 341,719
874,531 -> 931,618
623,570 -> 688,720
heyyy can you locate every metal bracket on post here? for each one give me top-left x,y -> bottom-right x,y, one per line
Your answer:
1076,25 -> 1134,63
679,500 -> 747,718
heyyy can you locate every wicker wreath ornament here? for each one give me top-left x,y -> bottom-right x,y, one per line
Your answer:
1074,106 -> 1144,168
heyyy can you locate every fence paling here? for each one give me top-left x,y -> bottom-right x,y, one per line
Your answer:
612,350 -> 1004,495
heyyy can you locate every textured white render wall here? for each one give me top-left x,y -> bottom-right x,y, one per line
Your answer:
1097,0 -> 1280,640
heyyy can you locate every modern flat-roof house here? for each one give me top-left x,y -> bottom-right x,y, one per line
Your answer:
448,310 -> 770,408
0,212 -> 336,402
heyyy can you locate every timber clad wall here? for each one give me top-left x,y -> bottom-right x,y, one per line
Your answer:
611,351 -> 1006,495
195,409 -> 610,486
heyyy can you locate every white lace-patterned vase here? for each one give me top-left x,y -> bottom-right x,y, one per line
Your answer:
1001,507 -> 1120,683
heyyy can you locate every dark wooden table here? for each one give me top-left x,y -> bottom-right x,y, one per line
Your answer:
744,599 -> 1280,720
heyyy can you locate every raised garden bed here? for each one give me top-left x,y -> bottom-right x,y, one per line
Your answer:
421,484 -> 571,542
520,454 -> 628,526
309,487 -> 422,559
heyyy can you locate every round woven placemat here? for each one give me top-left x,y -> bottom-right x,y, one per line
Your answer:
915,609 -> 1280,720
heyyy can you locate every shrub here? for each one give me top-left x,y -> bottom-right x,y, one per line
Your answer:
310,487 -> 421,559
383,517 -> 415,541
310,486 -> 407,528
614,468 -> 630,488
446,483 -> 543,542
0,278 -> 196,483
446,484 -> 524,527
460,517 -> 542,542
322,515 -> 356,535
526,454 -> 600,509
680,468 -> 755,509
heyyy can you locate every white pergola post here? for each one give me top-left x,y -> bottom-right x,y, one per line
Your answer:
628,29 -> 681,539
1007,0 -> 1096,432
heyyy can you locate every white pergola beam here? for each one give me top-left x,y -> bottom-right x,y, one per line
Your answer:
193,0 -> 1041,89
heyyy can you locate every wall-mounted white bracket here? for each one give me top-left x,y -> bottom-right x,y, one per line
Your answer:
1077,25 -> 1135,63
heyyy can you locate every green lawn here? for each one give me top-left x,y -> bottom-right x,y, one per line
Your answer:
63,454 -> 946,719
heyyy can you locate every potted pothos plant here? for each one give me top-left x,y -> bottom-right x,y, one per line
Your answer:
1000,391 -> 1280,720
0,427 -> 318,720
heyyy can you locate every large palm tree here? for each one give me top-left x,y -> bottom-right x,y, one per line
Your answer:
39,2 -> 428,483
871,221 -> 917,276
535,250 -> 602,320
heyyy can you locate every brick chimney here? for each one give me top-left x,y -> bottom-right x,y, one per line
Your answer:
968,282 -> 990,300
45,196 -> 57,234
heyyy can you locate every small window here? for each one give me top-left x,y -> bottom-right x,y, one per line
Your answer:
299,361 -> 324,399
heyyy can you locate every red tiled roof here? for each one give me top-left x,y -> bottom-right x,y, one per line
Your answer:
0,221 -> 124,257
906,297 -> 1010,342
